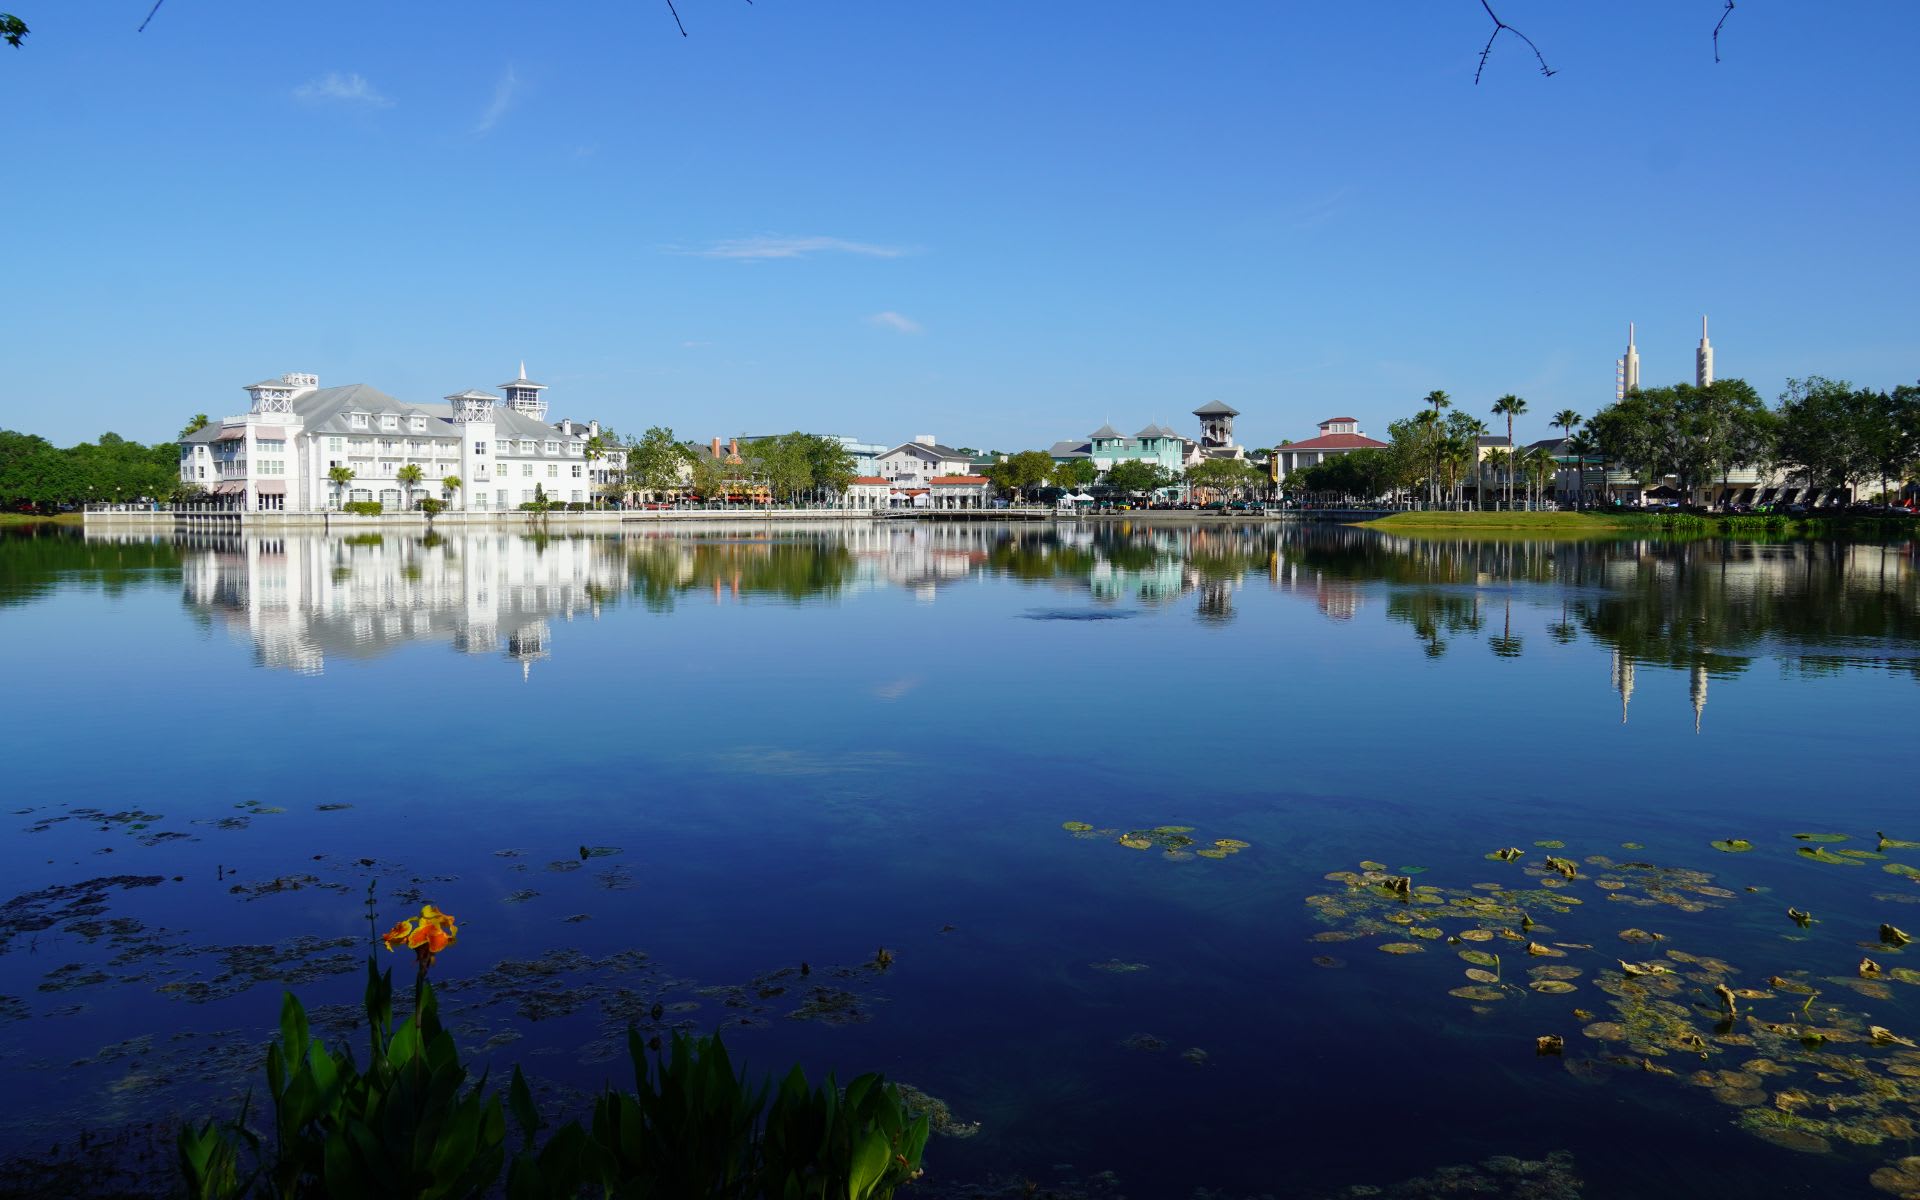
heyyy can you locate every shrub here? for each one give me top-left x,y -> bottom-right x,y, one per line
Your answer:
341,500 -> 383,516
417,497 -> 445,516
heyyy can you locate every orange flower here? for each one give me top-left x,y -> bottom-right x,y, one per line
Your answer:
381,919 -> 415,952
407,921 -> 452,954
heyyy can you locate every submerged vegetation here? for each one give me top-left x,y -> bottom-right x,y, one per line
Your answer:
1306,833 -> 1920,1192
1062,821 -> 1251,863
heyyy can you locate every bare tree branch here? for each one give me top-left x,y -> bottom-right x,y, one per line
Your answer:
135,0 -> 165,34
1713,1 -> 1735,63
664,0 -> 688,37
1474,0 -> 1555,85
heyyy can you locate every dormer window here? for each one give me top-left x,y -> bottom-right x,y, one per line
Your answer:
409,416 -> 426,433
381,414 -> 399,431
519,439 -> 536,454
350,412 -> 368,429
544,440 -> 560,455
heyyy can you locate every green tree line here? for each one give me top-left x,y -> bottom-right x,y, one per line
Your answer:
0,428 -> 189,511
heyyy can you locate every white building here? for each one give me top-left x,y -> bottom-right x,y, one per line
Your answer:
1270,417 -> 1389,484
877,437 -> 976,488
178,366 -> 608,513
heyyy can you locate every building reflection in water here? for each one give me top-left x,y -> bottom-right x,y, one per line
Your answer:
84,523 -> 1920,729
162,529 -> 623,676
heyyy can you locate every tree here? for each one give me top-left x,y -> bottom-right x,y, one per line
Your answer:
179,414 -> 209,439
799,434 -> 857,501
1490,394 -> 1528,509
1052,458 -> 1098,491
1423,390 -> 1452,507
1480,448 -> 1511,507
327,465 -> 355,512
627,426 -> 695,500
1588,379 -> 1775,503
984,450 -> 1055,502
1549,408 -> 1583,507
396,463 -> 424,510
1102,460 -> 1171,501
441,474 -> 462,510
581,434 -> 608,508
1184,457 -> 1260,505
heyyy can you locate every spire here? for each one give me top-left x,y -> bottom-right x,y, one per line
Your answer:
518,360 -> 527,381
1696,315 -> 1715,388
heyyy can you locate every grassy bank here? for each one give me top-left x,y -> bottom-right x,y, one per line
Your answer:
1359,511 -> 1631,533
1360,510 -> 1920,540
0,512 -> 82,526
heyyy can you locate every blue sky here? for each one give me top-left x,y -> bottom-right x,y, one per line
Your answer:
5,1 -> 1917,450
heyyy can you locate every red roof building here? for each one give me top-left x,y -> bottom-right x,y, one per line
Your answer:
1273,417 -> 1388,483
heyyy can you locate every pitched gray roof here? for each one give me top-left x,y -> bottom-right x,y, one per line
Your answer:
499,377 -> 547,390
181,426 -> 222,444
1089,423 -> 1123,439
244,378 -> 295,390
1134,423 -> 1181,439
270,383 -> 590,444
884,441 -> 972,460
1192,400 -> 1240,416
1048,440 -> 1091,458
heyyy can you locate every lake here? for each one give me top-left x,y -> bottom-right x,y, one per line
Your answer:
3,520 -> 1919,1198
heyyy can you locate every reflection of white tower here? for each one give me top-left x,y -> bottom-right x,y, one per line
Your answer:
1695,316 -> 1714,388
1611,648 -> 1636,724
1615,323 -> 1641,400
1690,662 -> 1708,734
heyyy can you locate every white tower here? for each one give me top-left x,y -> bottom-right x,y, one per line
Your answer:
500,363 -> 548,420
1696,316 -> 1714,388
1615,322 -> 1641,401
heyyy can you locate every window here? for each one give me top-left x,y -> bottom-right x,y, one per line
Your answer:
522,463 -> 533,477
473,441 -> 488,455
257,439 -> 285,451
519,439 -> 536,454
571,490 -> 583,503
547,464 -> 558,478
571,465 -> 582,478
380,414 -> 398,431
544,440 -> 560,455
409,417 -> 426,433
327,437 -> 344,451
350,412 -> 368,429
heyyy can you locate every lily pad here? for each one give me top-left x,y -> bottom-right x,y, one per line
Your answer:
1711,839 -> 1755,853
1378,942 -> 1425,955
1534,840 -> 1566,849
1061,821 -> 1094,833
1796,846 -> 1861,866
1448,985 -> 1504,1001
1531,980 -> 1578,995
1117,835 -> 1154,850
1459,950 -> 1498,967
1464,968 -> 1500,984
1792,833 -> 1850,844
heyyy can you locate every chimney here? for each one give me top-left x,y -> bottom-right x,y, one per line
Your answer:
711,436 -> 723,459
728,437 -> 739,459
560,418 -> 574,436
588,419 -> 600,438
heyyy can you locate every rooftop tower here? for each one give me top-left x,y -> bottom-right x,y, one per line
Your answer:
1615,323 -> 1641,401
500,362 -> 548,420
1696,315 -> 1714,388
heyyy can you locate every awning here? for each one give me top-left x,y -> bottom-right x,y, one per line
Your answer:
216,428 -> 247,442
254,480 -> 286,494
212,482 -> 246,495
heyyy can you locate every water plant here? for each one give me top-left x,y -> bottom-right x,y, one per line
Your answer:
177,906 -> 929,1200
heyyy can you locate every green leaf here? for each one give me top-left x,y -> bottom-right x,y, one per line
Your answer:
847,1128 -> 891,1199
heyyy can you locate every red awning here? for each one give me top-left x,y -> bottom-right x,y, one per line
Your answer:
215,428 -> 247,442
253,480 -> 286,494
212,482 -> 246,495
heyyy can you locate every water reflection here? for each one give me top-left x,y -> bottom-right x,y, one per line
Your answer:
58,522 -> 1920,719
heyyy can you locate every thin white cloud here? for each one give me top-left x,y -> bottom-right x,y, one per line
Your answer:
293,72 -> 392,108
868,311 -> 923,335
474,66 -> 520,135
682,235 -> 913,261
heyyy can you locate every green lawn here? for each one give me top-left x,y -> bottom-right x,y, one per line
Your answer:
0,512 -> 83,526
1359,511 -> 1631,533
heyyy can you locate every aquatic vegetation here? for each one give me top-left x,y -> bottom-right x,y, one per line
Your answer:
1883,925 -> 1913,947
1088,959 -> 1149,974
1063,822 -> 1247,860
1536,1035 -> 1565,1056
1487,847 -> 1525,862
178,959 -> 930,1200
1788,908 -> 1815,927
1712,839 -> 1755,853
1798,846 -> 1863,866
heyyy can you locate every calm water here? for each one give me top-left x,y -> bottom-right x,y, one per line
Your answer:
4,520 -> 1920,1197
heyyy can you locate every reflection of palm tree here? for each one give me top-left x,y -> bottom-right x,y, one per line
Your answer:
1490,593 -> 1523,658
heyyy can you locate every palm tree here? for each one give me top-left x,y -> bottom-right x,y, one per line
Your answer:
327,465 -> 355,511
1481,448 -> 1510,510
1424,390 -> 1451,508
581,435 -> 607,508
396,463 -> 424,511
1490,395 -> 1528,510
441,474 -> 462,511
1550,409 -> 1582,508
